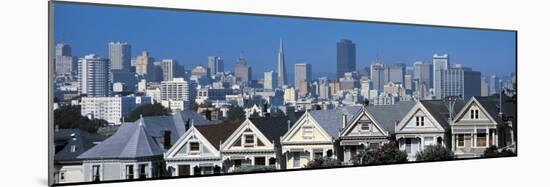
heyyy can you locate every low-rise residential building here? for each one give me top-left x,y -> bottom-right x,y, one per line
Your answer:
280,106 -> 360,169
394,100 -> 465,161
165,119 -> 243,176
338,101 -> 414,164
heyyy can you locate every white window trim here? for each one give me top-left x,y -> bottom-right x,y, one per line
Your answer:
189,141 -> 201,154
302,126 -> 314,139
359,122 -> 371,132
456,134 -> 465,148
243,133 -> 255,147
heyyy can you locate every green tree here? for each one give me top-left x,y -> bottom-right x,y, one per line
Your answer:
351,143 -> 408,165
415,145 -> 455,161
127,103 -> 171,122
304,157 -> 341,168
226,106 -> 245,121
482,145 -> 516,158
54,105 -> 107,133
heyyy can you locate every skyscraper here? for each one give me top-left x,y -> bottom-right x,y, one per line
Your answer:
370,62 -> 385,93
78,54 -> 111,97
386,63 -> 406,84
277,39 -> 287,87
294,63 -> 312,87
489,74 -> 500,95
264,71 -> 277,90
413,61 -> 433,89
134,51 -> 154,77
433,53 -> 449,99
337,39 -> 356,78
208,56 -> 224,76
161,59 -> 177,81
439,67 -> 481,100
318,77 -> 331,100
54,43 -> 74,76
108,42 -> 131,71
481,76 -> 489,96
234,56 -> 252,85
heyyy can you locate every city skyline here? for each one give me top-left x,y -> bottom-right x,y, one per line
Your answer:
54,3 -> 516,78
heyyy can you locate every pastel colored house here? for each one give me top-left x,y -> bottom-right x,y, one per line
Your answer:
281,106 -> 360,169
395,100 -> 464,161
164,120 -> 242,176
338,102 -> 414,164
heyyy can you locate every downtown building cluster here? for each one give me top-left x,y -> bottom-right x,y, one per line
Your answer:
52,39 -> 517,184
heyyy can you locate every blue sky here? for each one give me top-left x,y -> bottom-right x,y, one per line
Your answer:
53,2 -> 516,79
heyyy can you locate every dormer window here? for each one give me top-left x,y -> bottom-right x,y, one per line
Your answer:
244,134 -> 255,147
189,142 -> 200,154
470,109 -> 480,119
416,116 -> 425,126
302,126 -> 313,139
360,122 -> 371,131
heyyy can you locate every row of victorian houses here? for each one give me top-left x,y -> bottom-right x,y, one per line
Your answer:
54,95 -> 516,184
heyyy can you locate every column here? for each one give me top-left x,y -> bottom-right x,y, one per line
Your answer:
486,128 -> 489,148
451,134 -> 455,151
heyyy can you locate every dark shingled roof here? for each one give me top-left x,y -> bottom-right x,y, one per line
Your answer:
196,119 -> 244,150
474,96 -> 515,124
421,99 -> 466,130
249,111 -> 305,144
54,129 -> 106,162
365,101 -> 416,134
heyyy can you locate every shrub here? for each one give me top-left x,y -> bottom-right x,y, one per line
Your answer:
415,145 -> 454,161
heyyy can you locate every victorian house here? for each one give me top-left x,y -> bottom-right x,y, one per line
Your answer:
164,119 -> 243,176
338,101 -> 414,164
280,106 -> 361,169
450,96 -> 514,158
394,100 -> 464,161
220,113 -> 302,172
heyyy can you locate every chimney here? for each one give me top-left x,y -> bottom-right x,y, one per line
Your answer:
341,114 -> 347,129
287,120 -> 291,131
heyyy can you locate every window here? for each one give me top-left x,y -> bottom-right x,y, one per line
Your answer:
314,150 -> 323,159
268,158 -> 277,166
424,137 -> 434,146
476,133 -> 487,147
92,165 -> 100,182
254,157 -> 266,166
125,165 -> 134,179
360,122 -> 371,131
190,142 -> 200,153
416,116 -> 425,126
244,134 -> 254,146
302,126 -> 313,139
139,164 -> 147,179
292,152 -> 300,168
471,109 -> 480,119
59,172 -> 65,181
470,109 -> 475,119
457,134 -> 465,147
475,110 -> 479,119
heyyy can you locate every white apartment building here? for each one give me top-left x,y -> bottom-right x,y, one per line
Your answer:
80,95 -> 152,125
160,78 -> 196,112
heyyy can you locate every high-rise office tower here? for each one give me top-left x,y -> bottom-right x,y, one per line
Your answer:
264,71 -> 277,90
234,56 -> 252,84
134,51 -> 155,77
386,63 -> 406,84
161,59 -> 177,81
481,76 -> 489,96
439,67 -> 481,100
337,39 -> 356,78
370,62 -> 385,93
489,74 -> 500,95
294,63 -> 312,87
277,39 -> 287,87
433,53 -> 449,99
404,74 -> 413,91
54,43 -> 75,76
318,77 -> 331,100
208,56 -> 224,76
413,61 -> 433,89
108,42 -> 131,71
78,54 -> 111,97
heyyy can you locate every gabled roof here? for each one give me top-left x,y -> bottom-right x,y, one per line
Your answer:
420,100 -> 465,130
195,119 -> 244,150
172,110 -> 216,135
308,106 -> 362,138
474,96 -> 509,124
54,129 -> 106,162
249,112 -> 304,143
77,119 -> 165,160
365,101 -> 416,134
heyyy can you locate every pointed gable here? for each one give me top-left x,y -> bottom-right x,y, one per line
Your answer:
342,101 -> 415,137
396,100 -> 465,133
222,118 -> 275,151
453,97 -> 497,125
